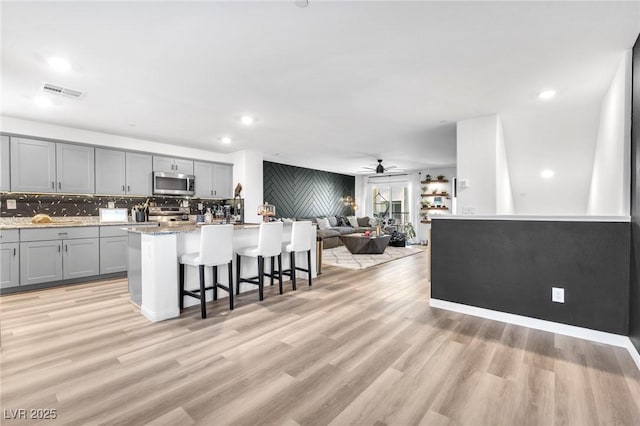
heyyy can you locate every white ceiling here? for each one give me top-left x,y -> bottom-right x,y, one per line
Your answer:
1,1 -> 639,208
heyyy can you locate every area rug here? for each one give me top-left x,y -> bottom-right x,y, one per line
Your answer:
322,245 -> 423,270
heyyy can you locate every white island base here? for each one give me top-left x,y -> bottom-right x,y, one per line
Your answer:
128,224 -> 317,322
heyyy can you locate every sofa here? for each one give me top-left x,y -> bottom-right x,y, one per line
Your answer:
309,216 -> 378,249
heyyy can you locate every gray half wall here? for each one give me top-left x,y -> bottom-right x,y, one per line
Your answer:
630,33 -> 640,352
263,161 -> 355,219
431,219 -> 630,335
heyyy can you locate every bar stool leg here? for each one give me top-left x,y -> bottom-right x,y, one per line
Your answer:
270,257 -> 275,286
258,255 -> 264,301
290,252 -> 297,290
213,265 -> 218,301
228,261 -> 234,310
199,264 -> 207,319
236,254 -> 241,295
278,254 -> 283,294
307,249 -> 312,287
179,263 -> 185,310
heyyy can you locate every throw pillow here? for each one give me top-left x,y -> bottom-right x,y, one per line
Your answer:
327,216 -> 338,227
337,216 -> 349,226
369,217 -> 379,227
357,216 -> 370,227
316,217 -> 331,230
347,216 -> 359,228
282,218 -> 294,224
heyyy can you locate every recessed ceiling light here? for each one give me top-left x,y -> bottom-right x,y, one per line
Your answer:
541,169 -> 554,179
295,0 -> 309,8
240,115 -> 254,125
220,136 -> 232,144
34,96 -> 52,108
538,89 -> 556,100
47,57 -> 71,72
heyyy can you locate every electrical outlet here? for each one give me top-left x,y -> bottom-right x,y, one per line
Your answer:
552,287 -> 565,303
107,201 -> 115,208
6,199 -> 16,209
182,200 -> 189,208
197,203 -> 203,210
462,206 -> 476,215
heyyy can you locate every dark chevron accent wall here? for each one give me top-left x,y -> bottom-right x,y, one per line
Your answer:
263,161 -> 355,219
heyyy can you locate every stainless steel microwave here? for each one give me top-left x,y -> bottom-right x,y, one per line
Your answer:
152,172 -> 195,196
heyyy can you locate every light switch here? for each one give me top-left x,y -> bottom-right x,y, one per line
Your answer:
552,287 -> 565,303
6,199 -> 16,209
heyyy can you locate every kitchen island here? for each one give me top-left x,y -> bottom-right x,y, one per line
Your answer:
127,223 -> 317,322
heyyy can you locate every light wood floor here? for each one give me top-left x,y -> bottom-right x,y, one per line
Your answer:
2,248 -> 640,426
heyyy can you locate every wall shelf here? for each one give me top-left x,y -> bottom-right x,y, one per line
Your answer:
421,179 -> 449,184
421,193 -> 449,197
421,206 -> 449,211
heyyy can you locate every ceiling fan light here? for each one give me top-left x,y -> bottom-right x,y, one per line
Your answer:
376,164 -> 384,173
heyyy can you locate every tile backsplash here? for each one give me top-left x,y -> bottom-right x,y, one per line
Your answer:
1,193 -> 243,218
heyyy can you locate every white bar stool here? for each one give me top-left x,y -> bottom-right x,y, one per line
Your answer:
281,221 -> 313,290
236,221 -> 283,301
179,224 -> 234,318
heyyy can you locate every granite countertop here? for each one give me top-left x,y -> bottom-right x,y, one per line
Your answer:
0,216 -> 158,230
126,223 -> 261,235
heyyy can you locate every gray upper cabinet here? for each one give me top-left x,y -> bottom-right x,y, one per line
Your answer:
56,143 -> 95,193
213,163 -> 233,198
153,155 -> 194,174
96,149 -> 151,196
1,135 -> 10,191
10,138 -> 94,194
193,161 -> 232,198
0,243 -> 19,288
194,161 -> 214,198
10,137 -> 56,192
126,152 -> 152,195
95,148 -> 126,195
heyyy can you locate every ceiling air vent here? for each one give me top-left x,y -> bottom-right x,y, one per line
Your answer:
42,82 -> 85,99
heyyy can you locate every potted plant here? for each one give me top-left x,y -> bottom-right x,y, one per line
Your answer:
437,174 -> 445,181
404,222 -> 416,244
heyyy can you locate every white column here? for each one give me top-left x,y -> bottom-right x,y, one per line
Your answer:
140,233 -> 180,322
233,150 -> 264,223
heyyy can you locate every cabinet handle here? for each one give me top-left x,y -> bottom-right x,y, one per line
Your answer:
13,248 -> 16,256
122,185 -> 125,191
58,182 -> 62,190
210,190 -> 213,196
51,181 -> 55,189
65,244 -> 68,253
58,245 -> 61,253
127,185 -> 131,192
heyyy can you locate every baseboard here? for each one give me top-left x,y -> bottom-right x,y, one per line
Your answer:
626,339 -> 640,371
430,299 -> 640,371
140,305 -> 180,323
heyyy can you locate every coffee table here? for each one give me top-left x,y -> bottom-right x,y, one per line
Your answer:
339,233 -> 391,254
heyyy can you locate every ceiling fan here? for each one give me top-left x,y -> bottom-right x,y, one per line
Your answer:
360,159 -> 402,174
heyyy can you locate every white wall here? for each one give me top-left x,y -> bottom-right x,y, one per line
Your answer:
354,175 -> 366,216
233,150 -> 263,224
587,51 -> 632,216
0,116 -> 234,164
496,116 -> 514,214
456,115 -> 500,215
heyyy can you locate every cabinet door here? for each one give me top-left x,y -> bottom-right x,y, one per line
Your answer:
152,155 -> 175,173
213,164 -> 233,198
193,161 -> 214,198
20,240 -> 62,285
126,152 -> 152,195
95,148 -> 126,195
100,236 -> 128,274
63,238 -> 99,279
56,143 -> 95,193
0,243 -> 19,288
10,137 -> 56,193
174,158 -> 193,174
1,135 -> 9,191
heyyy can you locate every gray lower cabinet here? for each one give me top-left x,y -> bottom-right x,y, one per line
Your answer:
1,135 -> 10,191
0,243 -> 19,288
100,236 -> 128,274
63,238 -> 99,279
20,240 -> 63,285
